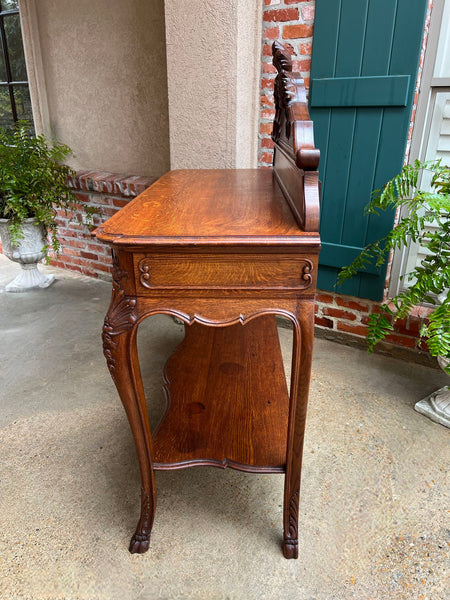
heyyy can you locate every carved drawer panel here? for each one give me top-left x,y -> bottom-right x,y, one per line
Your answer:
134,254 -> 314,291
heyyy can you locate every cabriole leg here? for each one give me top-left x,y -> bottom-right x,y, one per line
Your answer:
283,300 -> 315,559
102,284 -> 156,554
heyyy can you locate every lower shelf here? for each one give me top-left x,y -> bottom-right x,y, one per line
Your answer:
152,315 -> 290,473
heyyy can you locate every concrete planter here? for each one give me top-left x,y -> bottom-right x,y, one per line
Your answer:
415,355 -> 450,428
0,218 -> 55,292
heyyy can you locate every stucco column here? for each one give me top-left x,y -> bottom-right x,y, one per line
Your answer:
164,0 -> 262,169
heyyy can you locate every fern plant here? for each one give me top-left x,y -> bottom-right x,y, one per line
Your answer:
0,121 -> 76,256
338,159 -> 450,373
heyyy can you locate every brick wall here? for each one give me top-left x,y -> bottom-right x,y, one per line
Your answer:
48,171 -> 154,279
258,0 -> 435,356
259,0 -> 315,168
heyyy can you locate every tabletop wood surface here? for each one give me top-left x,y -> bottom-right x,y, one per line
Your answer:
95,169 -> 319,247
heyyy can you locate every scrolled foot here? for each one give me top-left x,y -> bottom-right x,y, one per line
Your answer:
283,539 -> 298,559
129,530 -> 151,554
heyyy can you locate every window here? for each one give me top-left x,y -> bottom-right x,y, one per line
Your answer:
390,0 -> 450,297
0,0 -> 33,129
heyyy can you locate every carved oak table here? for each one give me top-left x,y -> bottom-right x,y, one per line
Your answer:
95,42 -> 320,559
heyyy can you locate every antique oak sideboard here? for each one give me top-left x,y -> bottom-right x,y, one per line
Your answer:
95,42 -> 320,559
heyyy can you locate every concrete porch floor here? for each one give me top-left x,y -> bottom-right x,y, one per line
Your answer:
0,254 -> 449,600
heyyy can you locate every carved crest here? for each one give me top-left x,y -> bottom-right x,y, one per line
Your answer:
271,40 -> 320,171
272,40 -> 292,73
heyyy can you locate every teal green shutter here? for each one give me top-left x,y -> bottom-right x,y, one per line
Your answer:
309,0 -> 428,300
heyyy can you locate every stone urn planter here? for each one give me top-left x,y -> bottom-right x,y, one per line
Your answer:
0,218 -> 55,292
415,356 -> 450,428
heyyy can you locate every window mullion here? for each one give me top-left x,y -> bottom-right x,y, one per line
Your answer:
0,11 -> 18,122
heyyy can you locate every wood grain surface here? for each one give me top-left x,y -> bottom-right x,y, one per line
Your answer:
152,315 -> 289,472
95,169 -> 319,246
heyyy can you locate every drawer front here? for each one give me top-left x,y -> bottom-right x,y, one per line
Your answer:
134,254 -> 315,291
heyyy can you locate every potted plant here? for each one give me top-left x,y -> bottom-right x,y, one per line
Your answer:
0,122 -> 76,292
338,159 -> 450,426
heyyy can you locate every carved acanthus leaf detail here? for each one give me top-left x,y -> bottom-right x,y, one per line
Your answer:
102,251 -> 137,381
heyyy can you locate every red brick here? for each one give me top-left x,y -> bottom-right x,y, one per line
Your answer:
49,260 -> 64,269
86,242 -> 107,254
299,42 -> 313,55
315,316 -> 334,329
261,138 -> 275,149
263,8 -> 299,22
261,108 -> 276,119
261,94 -> 274,108
417,338 -> 429,352
265,0 -> 281,5
89,195 -> 112,206
335,297 -> 370,313
68,239 -> 86,249
283,24 -> 314,39
322,307 -> 357,321
261,78 -> 275,91
67,222 -> 84,232
262,62 -> 277,74
112,198 -> 129,208
292,59 -> 311,72
406,315 -> 424,335
260,152 -> 274,164
337,322 -> 368,337
316,292 -> 334,304
384,334 -> 417,349
301,2 -> 315,21
81,268 -> 99,278
60,247 -> 79,257
263,26 -> 279,40
91,261 -> 113,273
101,207 -> 120,217
128,177 -> 154,196
66,264 -> 82,274
260,122 -> 273,135
80,251 -> 99,260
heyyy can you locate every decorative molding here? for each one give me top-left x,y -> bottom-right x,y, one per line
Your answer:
102,251 -> 137,381
139,258 -> 152,288
301,261 -> 313,286
137,308 -> 300,330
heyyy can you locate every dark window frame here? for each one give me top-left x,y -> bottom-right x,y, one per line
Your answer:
0,1 -> 31,125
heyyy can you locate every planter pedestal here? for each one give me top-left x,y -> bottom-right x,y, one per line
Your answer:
0,218 -> 54,292
5,264 -> 55,292
415,356 -> 450,428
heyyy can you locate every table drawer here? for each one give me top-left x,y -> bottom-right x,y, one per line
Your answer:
134,254 -> 315,291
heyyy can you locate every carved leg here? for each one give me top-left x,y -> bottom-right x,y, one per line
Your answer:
103,285 -> 156,554
283,300 -> 315,559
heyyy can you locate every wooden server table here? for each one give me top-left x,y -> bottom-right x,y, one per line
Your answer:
95,42 -> 320,559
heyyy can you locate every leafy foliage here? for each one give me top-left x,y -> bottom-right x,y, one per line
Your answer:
339,160 -> 450,372
0,121 -> 76,255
